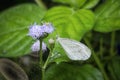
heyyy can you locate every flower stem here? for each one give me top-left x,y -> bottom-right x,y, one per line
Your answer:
39,39 -> 44,80
40,39 -> 43,67
39,39 -> 54,80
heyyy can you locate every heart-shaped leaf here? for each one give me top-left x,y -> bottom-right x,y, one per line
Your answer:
94,0 -> 120,32
42,6 -> 95,41
45,63 -> 104,80
0,3 -> 46,57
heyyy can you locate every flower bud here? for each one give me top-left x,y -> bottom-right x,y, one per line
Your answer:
48,38 -> 55,50
49,38 -> 55,45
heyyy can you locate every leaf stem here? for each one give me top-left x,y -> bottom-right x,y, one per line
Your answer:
84,38 -> 109,80
110,31 -> 115,57
35,0 -> 47,10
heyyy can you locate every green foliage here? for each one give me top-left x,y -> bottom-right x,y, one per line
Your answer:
0,3 -> 46,57
52,0 -> 86,8
82,0 -> 99,9
94,0 -> 120,32
43,6 -> 95,41
107,57 -> 120,80
49,40 -> 70,64
45,63 -> 104,80
52,0 -> 99,9
0,0 -> 119,80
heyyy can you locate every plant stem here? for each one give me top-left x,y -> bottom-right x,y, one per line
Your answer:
110,31 -> 115,57
35,0 -> 47,10
41,67 -> 45,80
84,38 -> 109,80
40,39 -> 43,67
43,50 -> 52,69
92,52 -> 109,80
39,39 -> 54,80
39,39 -> 44,80
99,38 -> 103,58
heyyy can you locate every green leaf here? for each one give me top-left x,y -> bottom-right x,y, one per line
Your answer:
82,0 -> 100,9
45,63 -> 104,80
107,57 -> 120,80
52,0 -> 86,8
49,40 -> 70,64
0,3 -> 46,57
43,6 -> 95,41
94,0 -> 120,32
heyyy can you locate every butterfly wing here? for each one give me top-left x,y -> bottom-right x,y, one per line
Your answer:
57,38 -> 91,60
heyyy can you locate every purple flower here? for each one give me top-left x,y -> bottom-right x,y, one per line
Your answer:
31,40 -> 47,52
28,22 -> 54,39
42,23 -> 54,33
28,24 -> 44,39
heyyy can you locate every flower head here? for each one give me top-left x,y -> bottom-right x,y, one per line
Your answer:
42,22 -> 54,33
28,22 -> 54,39
28,24 -> 44,39
31,40 -> 47,52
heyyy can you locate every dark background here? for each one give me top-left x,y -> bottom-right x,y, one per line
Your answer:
0,0 -> 34,11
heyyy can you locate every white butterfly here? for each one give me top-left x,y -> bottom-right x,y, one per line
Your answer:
57,37 -> 91,60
